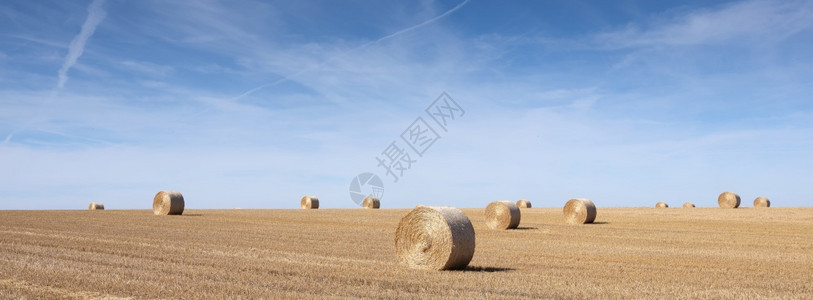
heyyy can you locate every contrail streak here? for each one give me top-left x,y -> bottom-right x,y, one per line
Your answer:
56,0 -> 107,91
230,0 -> 470,102
3,0 -> 107,145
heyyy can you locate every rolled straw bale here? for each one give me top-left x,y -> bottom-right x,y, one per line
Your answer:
682,202 -> 695,208
753,196 -> 771,208
363,196 -> 380,209
516,199 -> 532,208
153,191 -> 184,215
88,202 -> 104,210
394,206 -> 475,270
485,201 -> 521,230
301,196 -> 319,209
718,191 -> 741,208
655,201 -> 669,208
563,198 -> 597,225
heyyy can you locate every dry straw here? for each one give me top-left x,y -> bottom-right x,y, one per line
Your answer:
656,201 -> 669,208
363,196 -> 380,209
683,202 -> 695,208
88,202 -> 104,210
718,191 -> 741,208
301,196 -> 319,209
753,196 -> 771,208
153,191 -> 184,215
516,199 -> 532,208
394,206 -> 475,270
485,200 -> 520,230
563,198 -> 597,225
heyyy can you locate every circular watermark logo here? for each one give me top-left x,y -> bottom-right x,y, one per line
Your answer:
349,172 -> 384,206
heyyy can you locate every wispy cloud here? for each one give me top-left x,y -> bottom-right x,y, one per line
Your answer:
374,0 -> 470,42
2,1 -> 812,209
56,0 -> 107,91
595,0 -> 813,48
231,0 -> 471,102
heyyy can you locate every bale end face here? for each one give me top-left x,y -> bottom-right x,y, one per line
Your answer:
363,196 -> 380,209
753,196 -> 771,208
153,191 -> 184,215
301,196 -> 319,209
656,202 -> 669,208
516,199 -> 532,208
718,191 -> 741,208
563,198 -> 597,225
485,200 -> 521,230
394,205 -> 475,270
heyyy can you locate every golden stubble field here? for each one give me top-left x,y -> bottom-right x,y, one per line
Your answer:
1,207 -> 812,299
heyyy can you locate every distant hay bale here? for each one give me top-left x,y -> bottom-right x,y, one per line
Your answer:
656,202 -> 669,208
153,191 -> 184,215
516,199 -> 532,208
88,202 -> 104,210
563,198 -> 596,225
301,196 -> 319,209
362,196 -> 380,209
394,206 -> 475,270
718,191 -> 741,208
682,202 -> 695,208
753,196 -> 771,208
485,201 -> 521,230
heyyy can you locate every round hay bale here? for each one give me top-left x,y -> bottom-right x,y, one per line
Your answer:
516,199 -> 532,208
485,201 -> 520,230
753,196 -> 771,208
394,206 -> 475,270
88,202 -> 104,210
153,191 -> 184,215
563,198 -> 597,225
655,201 -> 669,208
718,191 -> 741,208
363,196 -> 380,209
682,202 -> 695,208
301,196 -> 319,209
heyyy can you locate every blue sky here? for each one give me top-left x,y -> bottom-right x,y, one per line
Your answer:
1,0 -> 811,209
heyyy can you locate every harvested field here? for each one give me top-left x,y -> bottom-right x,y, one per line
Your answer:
1,207 -> 812,299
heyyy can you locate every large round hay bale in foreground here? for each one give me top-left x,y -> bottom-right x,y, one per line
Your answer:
682,202 -> 695,208
753,196 -> 771,208
656,202 -> 669,208
516,199 -> 532,208
485,201 -> 521,230
394,206 -> 475,270
563,198 -> 597,225
153,191 -> 184,215
363,196 -> 380,209
718,191 -> 741,208
88,202 -> 104,210
301,196 -> 319,209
